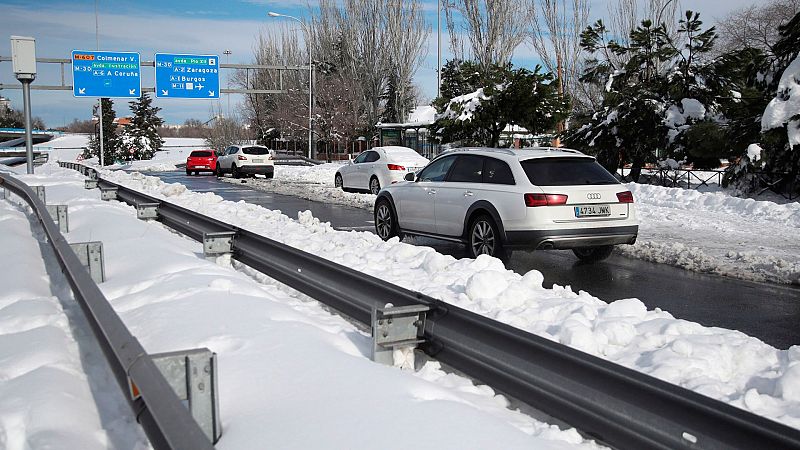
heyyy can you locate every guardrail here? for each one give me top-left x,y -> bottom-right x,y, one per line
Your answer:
60,161 -> 800,449
0,171 -> 214,450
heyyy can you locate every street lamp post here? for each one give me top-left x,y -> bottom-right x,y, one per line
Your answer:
223,49 -> 232,118
268,11 -> 313,160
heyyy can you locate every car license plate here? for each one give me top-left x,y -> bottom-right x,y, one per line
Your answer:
199,165 -> 208,169
574,205 -> 611,217
252,159 -> 263,163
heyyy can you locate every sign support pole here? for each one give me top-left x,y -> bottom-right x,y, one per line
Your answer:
98,99 -> 105,167
21,79 -> 34,174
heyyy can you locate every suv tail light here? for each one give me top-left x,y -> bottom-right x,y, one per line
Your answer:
238,155 -> 248,161
616,191 -> 634,203
387,164 -> 405,171
525,193 -> 568,207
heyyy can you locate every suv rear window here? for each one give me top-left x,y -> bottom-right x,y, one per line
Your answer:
521,157 -> 618,186
190,150 -> 213,157
242,146 -> 270,155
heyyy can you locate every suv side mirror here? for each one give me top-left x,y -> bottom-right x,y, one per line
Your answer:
404,172 -> 415,182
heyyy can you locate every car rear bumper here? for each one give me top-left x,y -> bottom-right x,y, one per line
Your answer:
239,165 -> 274,175
187,164 -> 216,170
505,225 -> 638,250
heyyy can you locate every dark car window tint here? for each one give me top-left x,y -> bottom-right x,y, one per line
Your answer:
227,147 -> 237,155
521,157 -> 619,186
364,151 -> 380,162
484,157 -> 515,184
242,146 -> 270,155
418,156 -> 456,182
190,151 -> 213,157
447,155 -> 484,183
353,152 -> 369,163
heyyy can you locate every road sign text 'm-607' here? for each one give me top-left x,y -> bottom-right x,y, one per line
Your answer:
155,53 -> 219,100
72,50 -> 141,98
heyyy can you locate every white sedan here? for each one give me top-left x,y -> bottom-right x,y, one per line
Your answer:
335,146 -> 429,194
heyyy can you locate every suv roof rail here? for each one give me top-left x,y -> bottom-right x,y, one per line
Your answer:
520,146 -> 584,155
440,147 -> 517,156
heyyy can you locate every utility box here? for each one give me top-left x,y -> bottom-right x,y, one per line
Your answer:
10,36 -> 36,78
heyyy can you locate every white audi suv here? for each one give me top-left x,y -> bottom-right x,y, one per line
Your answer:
216,145 -> 275,179
374,147 -> 638,262
335,146 -> 429,194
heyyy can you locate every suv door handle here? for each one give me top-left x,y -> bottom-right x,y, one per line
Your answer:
464,190 -> 474,196
428,189 -> 437,195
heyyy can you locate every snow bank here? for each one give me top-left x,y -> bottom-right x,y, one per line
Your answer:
0,194 -> 145,449
763,55 -> 800,147
623,183 -> 800,284
96,166 -> 800,430
223,163 -> 377,210
234,168 -> 800,285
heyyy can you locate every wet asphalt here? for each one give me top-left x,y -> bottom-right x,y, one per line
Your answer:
151,171 -> 800,349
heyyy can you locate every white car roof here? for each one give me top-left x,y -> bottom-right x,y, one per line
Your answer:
438,147 -> 592,162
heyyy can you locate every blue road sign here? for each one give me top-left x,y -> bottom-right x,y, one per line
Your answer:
72,50 -> 141,98
155,53 -> 220,99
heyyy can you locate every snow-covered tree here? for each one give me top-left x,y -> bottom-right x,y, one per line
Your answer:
118,94 -> 164,161
566,11 -> 727,176
432,60 -> 568,147
723,11 -> 800,194
85,98 -> 118,165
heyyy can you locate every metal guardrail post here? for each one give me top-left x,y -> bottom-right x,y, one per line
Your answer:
46,204 -> 69,233
136,202 -> 159,221
69,242 -> 105,283
101,186 -> 118,201
203,231 -> 235,257
371,304 -> 428,367
137,348 -> 222,444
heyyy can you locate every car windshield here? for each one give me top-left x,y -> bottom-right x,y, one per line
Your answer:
521,157 -> 619,186
242,146 -> 270,155
190,151 -> 213,157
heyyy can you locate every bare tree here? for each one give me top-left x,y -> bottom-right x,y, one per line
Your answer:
204,103 -> 251,153
528,0 -> 590,112
444,0 -> 529,69
385,0 -> 430,121
716,0 -> 800,57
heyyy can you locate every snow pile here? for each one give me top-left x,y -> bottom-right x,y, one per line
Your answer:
621,183 -> 800,284
275,162 -> 346,185
0,195 -> 145,448
406,105 -> 437,125
222,162 -> 376,210
2,164 -> 603,449
763,55 -> 800,147
438,88 -> 490,122
747,143 -> 763,162
96,166 -> 800,429
663,98 -> 707,142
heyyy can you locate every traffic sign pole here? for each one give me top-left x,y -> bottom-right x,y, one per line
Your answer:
98,99 -> 104,167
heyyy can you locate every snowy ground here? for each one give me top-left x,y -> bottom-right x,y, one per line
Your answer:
1,164 -> 603,449
231,164 -> 800,285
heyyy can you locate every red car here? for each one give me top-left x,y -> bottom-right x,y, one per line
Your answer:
186,150 -> 218,175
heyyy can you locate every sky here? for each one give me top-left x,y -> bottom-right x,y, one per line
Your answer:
0,0 -> 762,128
